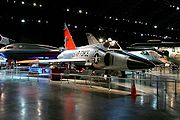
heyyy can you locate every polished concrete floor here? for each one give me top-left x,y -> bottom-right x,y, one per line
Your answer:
0,69 -> 180,120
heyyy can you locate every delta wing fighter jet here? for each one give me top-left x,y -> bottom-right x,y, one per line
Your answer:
52,26 -> 155,76
26,24 -> 155,77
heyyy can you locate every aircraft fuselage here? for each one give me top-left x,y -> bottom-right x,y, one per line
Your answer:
57,45 -> 155,71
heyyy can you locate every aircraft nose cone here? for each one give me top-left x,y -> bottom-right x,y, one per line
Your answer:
127,56 -> 155,70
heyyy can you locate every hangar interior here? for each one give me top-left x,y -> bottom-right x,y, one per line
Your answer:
0,0 -> 180,120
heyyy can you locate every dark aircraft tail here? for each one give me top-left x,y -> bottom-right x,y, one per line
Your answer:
86,33 -> 99,45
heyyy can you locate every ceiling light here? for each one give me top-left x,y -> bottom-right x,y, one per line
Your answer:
78,10 -> 82,13
33,3 -> 37,6
176,7 -> 179,10
21,19 -> 25,23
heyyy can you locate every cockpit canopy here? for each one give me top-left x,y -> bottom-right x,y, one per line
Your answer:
102,39 -> 122,50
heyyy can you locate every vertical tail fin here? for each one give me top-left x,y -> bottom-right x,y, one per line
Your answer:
64,23 -> 76,50
86,33 -> 99,45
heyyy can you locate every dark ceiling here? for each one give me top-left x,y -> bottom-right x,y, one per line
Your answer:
0,0 -> 180,48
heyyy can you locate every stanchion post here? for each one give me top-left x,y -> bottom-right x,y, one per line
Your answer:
74,74 -> 76,84
174,79 -> 177,96
60,73 -> 62,84
108,76 -> 111,91
156,76 -> 159,109
37,74 -> 39,82
90,76 -> 92,88
164,78 -> 167,93
156,76 -> 159,97
149,74 -> 152,87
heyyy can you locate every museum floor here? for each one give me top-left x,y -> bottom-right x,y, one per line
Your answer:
0,68 -> 180,120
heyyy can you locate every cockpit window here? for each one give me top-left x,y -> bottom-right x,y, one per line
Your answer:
141,51 -> 149,55
103,40 -> 122,50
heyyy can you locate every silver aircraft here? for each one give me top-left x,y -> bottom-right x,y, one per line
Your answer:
37,25 -> 155,76
55,37 -> 155,76
86,33 -> 164,66
131,42 -> 180,67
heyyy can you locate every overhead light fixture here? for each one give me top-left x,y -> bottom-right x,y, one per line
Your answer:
21,19 -> 25,23
154,25 -> 157,28
78,10 -> 82,13
176,7 -> 179,10
33,3 -> 37,6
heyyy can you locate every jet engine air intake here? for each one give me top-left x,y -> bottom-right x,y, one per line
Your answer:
104,52 -> 113,66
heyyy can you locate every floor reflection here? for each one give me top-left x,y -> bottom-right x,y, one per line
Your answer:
0,72 -> 179,120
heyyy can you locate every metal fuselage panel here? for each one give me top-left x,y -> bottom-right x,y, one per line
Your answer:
103,52 -> 128,70
57,47 -> 106,69
57,46 -> 133,70
57,45 -> 155,71
0,49 -> 60,60
0,43 -> 60,60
